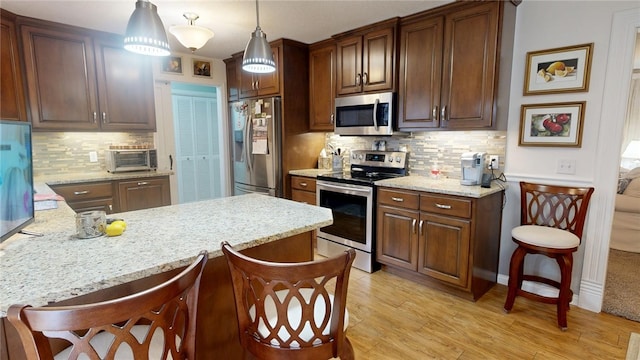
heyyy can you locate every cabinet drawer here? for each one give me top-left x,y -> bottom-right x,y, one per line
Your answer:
292,189 -> 316,205
291,176 -> 317,192
378,188 -> 419,210
52,182 -> 113,201
420,194 -> 471,219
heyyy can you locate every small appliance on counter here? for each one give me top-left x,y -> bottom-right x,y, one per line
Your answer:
105,148 -> 157,173
460,152 -> 486,186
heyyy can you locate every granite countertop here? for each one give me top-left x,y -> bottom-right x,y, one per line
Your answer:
288,169 -> 337,178
35,170 -> 174,186
375,175 -> 506,198
0,194 -> 332,316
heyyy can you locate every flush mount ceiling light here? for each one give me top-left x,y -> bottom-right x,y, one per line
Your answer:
124,0 -> 171,56
242,0 -> 275,73
169,13 -> 214,53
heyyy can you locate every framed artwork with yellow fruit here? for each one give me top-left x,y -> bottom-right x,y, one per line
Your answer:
523,43 -> 593,95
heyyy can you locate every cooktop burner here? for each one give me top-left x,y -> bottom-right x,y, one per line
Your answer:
317,150 -> 409,186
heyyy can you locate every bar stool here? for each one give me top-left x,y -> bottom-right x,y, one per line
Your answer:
8,251 -> 208,359
503,182 -> 594,330
221,241 -> 355,360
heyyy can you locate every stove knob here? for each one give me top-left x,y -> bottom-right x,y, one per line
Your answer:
358,154 -> 364,160
388,157 -> 393,162
352,153 -> 357,160
396,156 -> 401,163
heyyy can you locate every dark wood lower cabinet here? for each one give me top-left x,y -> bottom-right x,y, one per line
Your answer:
116,176 -> 170,212
377,187 -> 504,301
1,232 -> 313,359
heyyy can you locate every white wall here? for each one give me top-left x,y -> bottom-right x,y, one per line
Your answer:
500,1 -> 640,312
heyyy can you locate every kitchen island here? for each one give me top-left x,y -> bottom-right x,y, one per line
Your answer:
0,193 -> 332,359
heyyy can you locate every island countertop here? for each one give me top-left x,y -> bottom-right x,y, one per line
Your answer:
0,194 -> 332,316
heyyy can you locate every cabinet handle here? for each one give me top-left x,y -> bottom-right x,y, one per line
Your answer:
391,197 -> 404,202
137,181 -> 149,186
73,190 -> 89,195
299,182 -> 308,187
102,112 -> 106,123
356,74 -> 362,86
419,220 -> 424,235
432,106 -> 439,121
93,112 -> 97,123
330,114 -> 334,124
363,72 -> 368,85
441,106 -> 448,122
108,204 -> 113,212
412,219 -> 417,234
435,203 -> 452,209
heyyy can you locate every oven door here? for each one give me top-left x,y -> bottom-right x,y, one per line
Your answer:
316,180 -> 373,253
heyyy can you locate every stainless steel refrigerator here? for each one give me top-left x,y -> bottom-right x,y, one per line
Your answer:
230,97 -> 282,197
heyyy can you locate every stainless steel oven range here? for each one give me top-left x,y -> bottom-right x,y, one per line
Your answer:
316,150 -> 408,272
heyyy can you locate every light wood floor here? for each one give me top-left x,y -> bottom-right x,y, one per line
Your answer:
343,267 -> 640,359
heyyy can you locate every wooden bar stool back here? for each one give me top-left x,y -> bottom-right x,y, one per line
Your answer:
221,241 -> 355,360
8,251 -> 208,360
504,182 -> 594,330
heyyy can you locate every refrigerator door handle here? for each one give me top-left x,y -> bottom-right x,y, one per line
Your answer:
244,111 -> 253,175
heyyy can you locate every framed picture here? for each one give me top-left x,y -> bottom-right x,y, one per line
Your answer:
519,102 -> 586,147
193,59 -> 212,77
523,43 -> 593,95
162,56 -> 183,74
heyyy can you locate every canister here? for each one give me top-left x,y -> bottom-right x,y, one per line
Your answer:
75,211 -> 106,238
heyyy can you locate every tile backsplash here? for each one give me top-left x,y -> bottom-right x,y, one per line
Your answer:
324,131 -> 507,179
32,132 -> 154,176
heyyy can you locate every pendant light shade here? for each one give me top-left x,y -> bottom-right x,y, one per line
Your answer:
242,0 -> 275,73
169,13 -> 214,53
124,0 -> 171,56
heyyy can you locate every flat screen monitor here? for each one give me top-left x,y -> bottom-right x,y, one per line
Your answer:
0,120 -> 34,242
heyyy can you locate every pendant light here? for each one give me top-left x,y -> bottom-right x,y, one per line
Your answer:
242,0 -> 275,73
124,0 -> 171,56
169,13 -> 214,53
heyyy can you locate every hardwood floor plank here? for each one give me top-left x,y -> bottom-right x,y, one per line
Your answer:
341,266 -> 639,359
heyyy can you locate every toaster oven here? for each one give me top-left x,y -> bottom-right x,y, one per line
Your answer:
105,149 -> 157,173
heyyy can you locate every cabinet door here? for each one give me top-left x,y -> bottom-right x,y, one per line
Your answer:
362,27 -> 395,93
224,57 -> 239,102
94,37 -> 156,131
21,25 -> 99,130
309,42 -> 335,131
117,177 -> 170,212
398,16 -> 443,129
0,12 -> 28,121
335,35 -> 362,96
441,2 -> 498,129
376,204 -> 419,270
418,212 -> 470,287
257,44 -> 280,96
68,199 -> 114,214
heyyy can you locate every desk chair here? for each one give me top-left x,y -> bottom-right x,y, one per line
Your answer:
504,182 -> 594,330
8,251 -> 208,359
221,241 -> 355,360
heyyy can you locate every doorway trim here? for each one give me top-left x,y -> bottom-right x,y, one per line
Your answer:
580,7 -> 640,312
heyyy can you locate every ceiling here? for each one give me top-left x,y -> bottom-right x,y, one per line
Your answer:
1,0 -> 453,60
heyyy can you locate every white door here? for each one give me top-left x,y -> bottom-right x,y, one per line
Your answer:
172,84 -> 223,203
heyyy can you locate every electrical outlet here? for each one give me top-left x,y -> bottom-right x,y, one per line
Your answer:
557,159 -> 576,174
89,151 -> 98,163
488,155 -> 499,170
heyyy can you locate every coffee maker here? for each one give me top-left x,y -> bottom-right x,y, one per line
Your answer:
460,152 -> 486,186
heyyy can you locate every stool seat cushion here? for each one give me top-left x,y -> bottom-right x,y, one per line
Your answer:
512,225 -> 580,249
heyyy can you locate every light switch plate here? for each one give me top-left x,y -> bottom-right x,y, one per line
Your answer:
557,159 -> 576,174
89,151 -> 98,163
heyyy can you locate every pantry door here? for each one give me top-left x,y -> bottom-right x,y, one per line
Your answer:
171,83 -> 224,203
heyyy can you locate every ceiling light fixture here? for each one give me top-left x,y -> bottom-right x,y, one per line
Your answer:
169,13 -> 214,53
124,0 -> 171,56
242,0 -> 275,73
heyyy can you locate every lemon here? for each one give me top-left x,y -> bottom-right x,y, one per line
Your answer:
105,223 -> 125,237
546,61 -> 565,73
111,220 -> 127,230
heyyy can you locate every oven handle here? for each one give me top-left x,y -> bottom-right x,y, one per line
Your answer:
317,181 -> 372,196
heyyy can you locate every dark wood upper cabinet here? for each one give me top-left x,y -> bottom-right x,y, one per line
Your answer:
224,57 -> 239,102
0,10 -> 28,121
308,39 -> 336,132
335,19 -> 397,96
399,1 -> 516,130
20,19 -> 156,131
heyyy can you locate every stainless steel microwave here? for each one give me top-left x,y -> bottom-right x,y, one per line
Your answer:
334,92 -> 395,136
105,149 -> 157,173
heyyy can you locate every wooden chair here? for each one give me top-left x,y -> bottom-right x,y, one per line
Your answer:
7,251 -> 208,359
221,241 -> 355,360
504,182 -> 594,330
